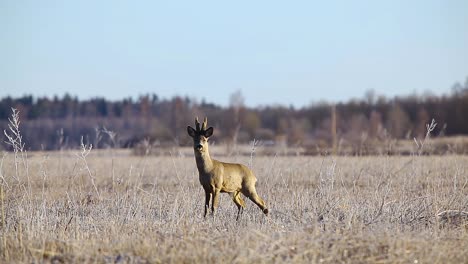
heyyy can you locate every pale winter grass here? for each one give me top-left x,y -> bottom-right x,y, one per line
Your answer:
0,148 -> 467,263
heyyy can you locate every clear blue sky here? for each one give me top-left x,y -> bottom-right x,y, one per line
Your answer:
1,1 -> 467,107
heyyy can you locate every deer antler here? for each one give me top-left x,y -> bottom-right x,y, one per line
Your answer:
195,117 -> 201,131
202,117 -> 208,131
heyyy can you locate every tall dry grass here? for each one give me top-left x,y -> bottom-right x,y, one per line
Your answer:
0,150 -> 467,263
0,109 -> 467,263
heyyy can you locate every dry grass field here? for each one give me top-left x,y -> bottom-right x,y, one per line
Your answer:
1,147 -> 467,263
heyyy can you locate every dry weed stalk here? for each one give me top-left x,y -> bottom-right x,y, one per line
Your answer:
76,137 -> 100,199
3,108 -> 24,153
101,126 -> 118,148
0,185 -> 4,228
413,118 -> 437,155
3,108 -> 31,199
249,138 -> 259,168
0,153 -> 8,190
100,127 -> 118,189
3,108 -> 26,183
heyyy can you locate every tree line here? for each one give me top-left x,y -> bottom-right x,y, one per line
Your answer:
1,78 -> 468,151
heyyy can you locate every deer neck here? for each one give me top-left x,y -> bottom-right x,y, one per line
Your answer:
194,148 -> 214,173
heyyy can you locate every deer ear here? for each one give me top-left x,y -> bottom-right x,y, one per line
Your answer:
204,127 -> 214,137
187,126 -> 196,137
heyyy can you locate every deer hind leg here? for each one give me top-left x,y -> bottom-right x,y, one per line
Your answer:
243,187 -> 269,216
231,191 -> 246,221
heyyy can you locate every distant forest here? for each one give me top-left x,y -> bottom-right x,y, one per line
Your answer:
1,78 -> 468,151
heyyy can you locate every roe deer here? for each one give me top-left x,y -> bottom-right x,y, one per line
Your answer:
187,117 -> 269,220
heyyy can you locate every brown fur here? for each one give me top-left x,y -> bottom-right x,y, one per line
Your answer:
187,117 -> 269,220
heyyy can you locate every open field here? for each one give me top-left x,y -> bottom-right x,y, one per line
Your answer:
0,149 -> 467,263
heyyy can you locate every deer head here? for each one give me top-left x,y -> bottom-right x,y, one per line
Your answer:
187,117 -> 214,153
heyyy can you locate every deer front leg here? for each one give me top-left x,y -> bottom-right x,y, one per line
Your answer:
211,188 -> 221,216
204,190 -> 211,218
